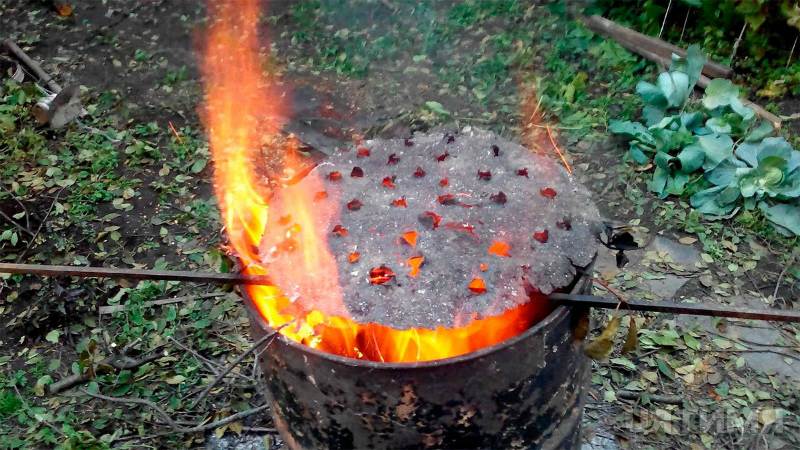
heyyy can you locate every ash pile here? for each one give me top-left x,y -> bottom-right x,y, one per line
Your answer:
260,127 -> 601,330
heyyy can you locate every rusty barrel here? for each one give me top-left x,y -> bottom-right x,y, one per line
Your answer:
241,265 -> 593,449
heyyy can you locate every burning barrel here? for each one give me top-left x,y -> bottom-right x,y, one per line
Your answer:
234,128 -> 602,448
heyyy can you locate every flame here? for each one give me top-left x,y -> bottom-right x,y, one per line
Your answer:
201,0 -> 554,363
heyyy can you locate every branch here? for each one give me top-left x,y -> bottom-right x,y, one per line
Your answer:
188,322 -> 291,409
49,348 -> 165,394
79,389 -> 270,434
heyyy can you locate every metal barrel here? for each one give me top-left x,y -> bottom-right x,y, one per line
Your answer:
242,263 -> 594,449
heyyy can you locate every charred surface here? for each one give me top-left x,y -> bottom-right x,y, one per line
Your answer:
259,127 -> 601,329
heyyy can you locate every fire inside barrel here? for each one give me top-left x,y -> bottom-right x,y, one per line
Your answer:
201,0 -> 600,364
252,128 -> 600,363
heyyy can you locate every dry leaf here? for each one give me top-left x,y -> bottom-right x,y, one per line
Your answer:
573,309 -> 590,343
678,237 -> 697,245
621,316 -> 638,354
584,316 -> 620,360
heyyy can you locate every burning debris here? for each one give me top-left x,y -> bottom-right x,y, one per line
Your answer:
258,127 -> 601,331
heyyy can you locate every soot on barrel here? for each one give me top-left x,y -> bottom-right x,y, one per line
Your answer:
258,127 -> 600,331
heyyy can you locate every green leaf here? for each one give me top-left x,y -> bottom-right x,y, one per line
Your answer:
609,120 -> 654,145
703,79 -> 740,110
706,117 -> 732,134
759,202 -> 800,236
670,44 -> 706,88
691,185 -> 740,218
636,81 -> 667,109
191,158 -> 208,174
423,101 -> 450,116
676,144 -> 704,173
658,71 -> 690,107
45,330 -> 60,343
697,134 -> 734,170
746,121 -> 775,142
648,166 -> 669,198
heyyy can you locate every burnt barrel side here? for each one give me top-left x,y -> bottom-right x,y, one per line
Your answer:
243,271 -> 593,449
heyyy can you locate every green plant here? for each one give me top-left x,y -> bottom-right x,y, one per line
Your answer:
611,45 -> 800,235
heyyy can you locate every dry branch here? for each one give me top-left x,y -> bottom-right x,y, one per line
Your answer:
98,292 -> 226,315
79,389 -> 270,434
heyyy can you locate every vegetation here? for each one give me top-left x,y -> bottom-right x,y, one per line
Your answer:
611,46 -> 800,235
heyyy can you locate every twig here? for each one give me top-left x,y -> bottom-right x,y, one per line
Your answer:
99,292 -> 226,315
788,34 -> 799,68
188,322 -> 292,410
0,209 -> 34,237
589,276 -> 628,304
79,389 -> 270,434
19,186 -> 65,261
0,184 -> 30,231
679,8 -> 690,42
617,389 -> 683,405
773,250 -> 798,302
49,348 -> 166,394
169,336 -> 252,381
730,23 -> 748,63
658,0 -> 672,38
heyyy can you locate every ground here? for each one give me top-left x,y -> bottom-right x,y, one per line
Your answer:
0,0 -> 798,449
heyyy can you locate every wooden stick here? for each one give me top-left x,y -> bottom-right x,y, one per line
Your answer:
581,14 -> 733,79
549,293 -> 800,323
0,262 -> 272,285
2,39 -> 62,92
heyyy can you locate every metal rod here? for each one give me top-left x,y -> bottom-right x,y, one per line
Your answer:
0,263 -> 272,285
549,293 -> 800,323
2,263 -> 798,323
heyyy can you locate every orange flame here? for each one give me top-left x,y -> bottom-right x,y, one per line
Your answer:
201,0 -> 553,363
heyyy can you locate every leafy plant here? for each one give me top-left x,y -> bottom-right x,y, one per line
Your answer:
612,45 -> 800,235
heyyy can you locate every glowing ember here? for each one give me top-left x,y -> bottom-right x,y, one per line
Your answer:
540,187 -> 557,199
478,170 -> 492,180
490,191 -> 507,205
348,252 -> 360,263
487,241 -> 510,257
351,167 -> 364,178
437,153 -> 449,162
402,231 -> 419,247
328,171 -> 341,180
369,267 -> 395,284
393,197 -> 408,208
382,177 -> 395,189
332,225 -> 348,237
468,278 -> 487,294
480,263 -> 488,271
413,166 -> 426,178
347,199 -> 363,211
440,178 -> 449,187
387,153 -> 400,165
533,230 -> 549,243
408,256 -> 424,277
357,147 -> 371,157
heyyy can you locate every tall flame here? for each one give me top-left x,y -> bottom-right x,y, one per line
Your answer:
202,0 -> 552,363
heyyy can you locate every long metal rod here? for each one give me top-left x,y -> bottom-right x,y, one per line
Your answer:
549,293 -> 800,323
0,262 -> 272,285
2,263 -> 798,323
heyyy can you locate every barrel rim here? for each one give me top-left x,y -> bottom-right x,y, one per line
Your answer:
241,288 -> 576,370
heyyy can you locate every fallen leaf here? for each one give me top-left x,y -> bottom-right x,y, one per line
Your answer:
621,316 -> 638,354
584,316 -> 620,360
678,237 -> 697,244
165,375 -> 186,385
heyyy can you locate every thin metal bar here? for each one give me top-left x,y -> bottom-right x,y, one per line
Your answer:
2,263 -> 799,323
0,262 -> 272,285
549,293 -> 800,324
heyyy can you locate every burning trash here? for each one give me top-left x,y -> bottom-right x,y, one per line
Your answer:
254,128 -> 601,362
200,0 -> 600,446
